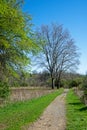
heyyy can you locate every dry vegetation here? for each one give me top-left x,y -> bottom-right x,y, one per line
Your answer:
10,87 -> 56,102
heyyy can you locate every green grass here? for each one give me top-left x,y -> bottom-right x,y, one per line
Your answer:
66,89 -> 87,130
0,88 -> 63,130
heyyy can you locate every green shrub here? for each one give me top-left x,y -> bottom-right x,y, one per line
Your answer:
84,90 -> 87,95
82,80 -> 87,89
68,80 -> 78,88
0,81 -> 10,99
82,74 -> 87,89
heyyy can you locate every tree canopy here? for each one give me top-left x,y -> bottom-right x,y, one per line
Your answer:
0,0 -> 38,81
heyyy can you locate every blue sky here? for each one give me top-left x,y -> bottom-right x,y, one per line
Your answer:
23,0 -> 87,74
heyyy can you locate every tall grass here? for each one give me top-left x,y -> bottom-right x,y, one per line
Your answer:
66,89 -> 87,130
0,88 -> 63,130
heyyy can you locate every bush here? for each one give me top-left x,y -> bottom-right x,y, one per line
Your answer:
82,80 -> 87,89
68,80 -> 78,88
0,81 -> 10,99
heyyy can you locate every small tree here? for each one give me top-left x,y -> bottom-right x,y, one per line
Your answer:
0,81 -> 9,99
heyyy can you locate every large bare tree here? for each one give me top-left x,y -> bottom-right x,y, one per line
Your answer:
36,24 -> 80,89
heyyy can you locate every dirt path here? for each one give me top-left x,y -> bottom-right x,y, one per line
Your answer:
24,89 -> 68,130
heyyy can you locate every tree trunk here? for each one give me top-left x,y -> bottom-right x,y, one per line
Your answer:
56,71 -> 62,89
51,77 -> 54,89
57,80 -> 60,89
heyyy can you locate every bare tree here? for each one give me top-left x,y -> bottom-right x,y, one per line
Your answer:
55,40 -> 80,88
36,23 -> 80,89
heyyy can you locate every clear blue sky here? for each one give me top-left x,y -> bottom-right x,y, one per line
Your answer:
23,0 -> 87,74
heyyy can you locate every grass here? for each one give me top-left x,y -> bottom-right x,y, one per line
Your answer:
0,88 -> 63,130
66,89 -> 87,130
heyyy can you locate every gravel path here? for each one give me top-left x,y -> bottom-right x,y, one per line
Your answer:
24,90 -> 68,130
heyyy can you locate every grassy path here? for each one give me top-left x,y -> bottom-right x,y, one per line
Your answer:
66,89 -> 87,130
0,89 -> 63,130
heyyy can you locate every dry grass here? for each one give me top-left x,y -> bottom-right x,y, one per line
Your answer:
10,87 -> 56,102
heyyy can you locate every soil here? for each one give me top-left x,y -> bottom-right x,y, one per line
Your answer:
24,89 -> 68,130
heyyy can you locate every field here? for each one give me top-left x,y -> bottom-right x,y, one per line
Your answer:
0,88 -> 63,130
